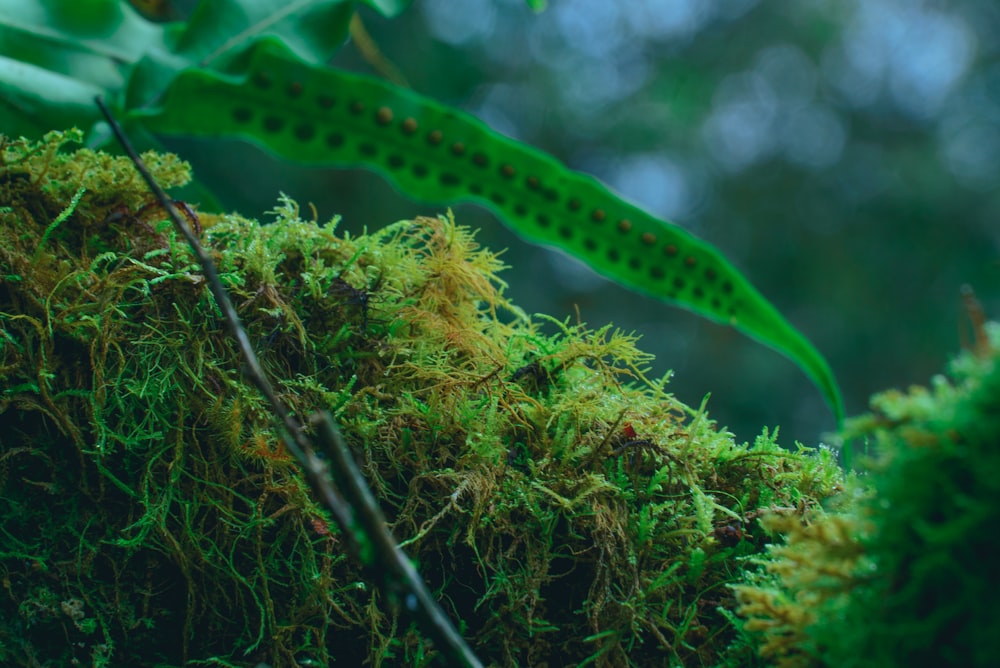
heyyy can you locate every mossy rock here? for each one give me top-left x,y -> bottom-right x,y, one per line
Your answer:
0,131 -> 845,667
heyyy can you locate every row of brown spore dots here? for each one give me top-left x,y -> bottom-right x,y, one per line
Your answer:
237,69 -> 735,313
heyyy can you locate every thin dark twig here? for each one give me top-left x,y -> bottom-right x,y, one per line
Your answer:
95,96 -> 482,668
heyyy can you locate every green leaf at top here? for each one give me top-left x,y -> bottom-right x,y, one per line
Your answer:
0,0 -> 168,69
0,0 -> 358,138
174,0 -> 354,67
0,55 -> 105,138
133,37 -> 844,422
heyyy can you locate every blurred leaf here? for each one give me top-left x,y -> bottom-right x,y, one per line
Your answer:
0,0 -> 167,63
175,0 -> 354,66
0,55 -> 104,138
0,0 -> 356,136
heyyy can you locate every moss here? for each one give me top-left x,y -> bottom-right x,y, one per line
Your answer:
0,130 -> 845,667
735,321 -> 1000,667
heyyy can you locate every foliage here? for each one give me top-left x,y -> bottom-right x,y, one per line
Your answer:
735,320 -> 1000,667
351,0 -> 997,446
0,0 -> 842,421
0,131 -> 847,666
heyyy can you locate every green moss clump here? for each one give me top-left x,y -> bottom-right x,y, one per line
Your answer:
1,131 -> 844,667
735,322 -> 1000,668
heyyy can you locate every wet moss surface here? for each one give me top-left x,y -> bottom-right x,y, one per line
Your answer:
0,131 -> 845,667
736,321 -> 1000,668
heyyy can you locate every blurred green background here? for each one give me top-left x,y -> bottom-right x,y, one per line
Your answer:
162,0 -> 1000,446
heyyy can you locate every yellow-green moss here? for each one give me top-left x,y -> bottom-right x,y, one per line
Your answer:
0,131 -> 846,667
732,498 -> 869,667
735,322 -> 1000,668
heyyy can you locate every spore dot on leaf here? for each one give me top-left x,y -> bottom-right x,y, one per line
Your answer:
263,116 -> 285,133
293,123 -> 315,141
253,71 -> 272,89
